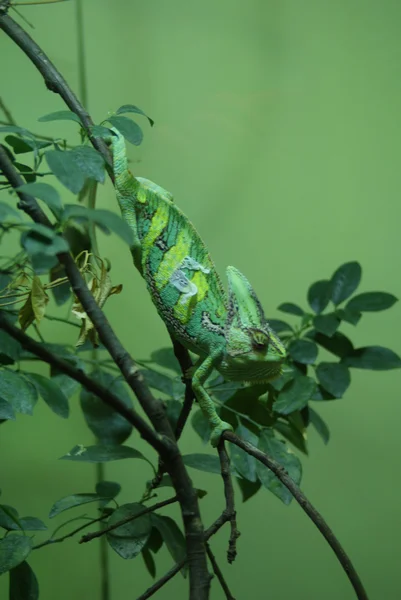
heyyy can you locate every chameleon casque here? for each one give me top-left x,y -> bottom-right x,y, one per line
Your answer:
109,127 -> 287,446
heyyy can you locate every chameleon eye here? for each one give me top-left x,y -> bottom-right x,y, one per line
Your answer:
250,329 -> 269,351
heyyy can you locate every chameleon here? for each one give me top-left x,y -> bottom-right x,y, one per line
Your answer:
108,127 -> 287,446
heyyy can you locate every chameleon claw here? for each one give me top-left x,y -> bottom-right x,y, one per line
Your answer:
210,421 -> 233,447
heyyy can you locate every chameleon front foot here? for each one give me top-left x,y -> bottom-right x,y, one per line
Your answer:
210,420 -> 233,447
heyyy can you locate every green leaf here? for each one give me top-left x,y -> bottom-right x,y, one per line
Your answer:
277,302 -> 304,316
96,481 -> 121,507
9,560 -> 39,600
5,135 -> 34,154
274,418 -> 308,454
191,409 -> 211,444
6,135 -> 51,154
256,429 -> 302,505
230,425 -> 258,482
49,263 -> 71,306
316,362 -> 351,398
330,261 -> 361,305
50,372 -> 79,400
0,202 -> 22,222
307,280 -> 332,313
336,307 -> 361,325
164,399 -> 182,430
307,331 -> 354,359
309,407 -> 330,444
313,314 -> 340,337
288,340 -> 318,364
24,373 -> 69,419
16,183 -> 62,216
0,534 -> 32,575
311,385 -> 336,401
0,126 -> 34,137
14,163 -> 36,184
45,150 -> 85,194
71,145 -> 105,183
266,319 -> 294,333
182,453 -> 222,474
116,104 -> 155,127
60,444 -> 146,463
274,376 -> 316,415
346,292 -> 398,312
140,368 -> 174,397
0,505 -> 22,531
18,517 -> 47,531
49,493 -> 103,518
210,380 -> 242,403
236,477 -> 261,502
342,346 -> 401,370
149,347 -> 181,373
80,370 -> 133,445
63,204 -> 133,246
106,503 -> 151,559
268,370 -> 295,392
21,224 -> 69,274
90,125 -> 113,139
0,397 -> 15,420
38,110 -> 81,124
142,547 -> 156,578
107,116 -> 143,146
151,515 -> 186,575
146,526 -> 164,554
0,371 -> 38,415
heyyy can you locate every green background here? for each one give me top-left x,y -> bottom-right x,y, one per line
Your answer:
1,1 -> 400,598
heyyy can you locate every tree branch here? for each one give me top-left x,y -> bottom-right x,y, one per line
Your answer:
137,510 -> 232,600
33,515 -> 108,551
0,144 -> 210,598
0,313 -> 167,453
0,3 -> 111,166
206,544 -> 236,600
222,431 -> 369,600
217,441 -> 239,564
80,496 -> 178,544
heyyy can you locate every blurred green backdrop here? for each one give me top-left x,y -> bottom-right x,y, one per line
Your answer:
1,0 -> 401,598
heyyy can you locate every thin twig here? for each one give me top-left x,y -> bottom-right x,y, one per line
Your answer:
33,514 -> 107,550
80,496 -> 178,544
206,544 -> 236,600
0,313 -> 167,453
137,511 -> 230,600
0,8 -> 112,168
223,431 -> 369,600
217,441 -> 240,564
12,1 -> 70,6
0,96 -> 16,124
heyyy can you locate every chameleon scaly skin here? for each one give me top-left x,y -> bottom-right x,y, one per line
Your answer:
109,128 -> 286,446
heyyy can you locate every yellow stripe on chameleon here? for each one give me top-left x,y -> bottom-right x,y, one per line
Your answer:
155,229 -> 191,291
173,270 -> 209,324
137,188 -> 147,204
141,203 -> 170,259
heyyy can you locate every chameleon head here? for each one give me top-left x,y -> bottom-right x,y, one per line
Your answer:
218,266 -> 286,382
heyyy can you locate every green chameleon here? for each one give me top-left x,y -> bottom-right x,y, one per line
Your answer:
109,128 -> 287,446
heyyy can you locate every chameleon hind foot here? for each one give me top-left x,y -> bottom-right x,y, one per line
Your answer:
210,420 -> 233,447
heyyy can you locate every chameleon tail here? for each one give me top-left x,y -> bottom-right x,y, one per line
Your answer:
109,127 -> 139,194
109,126 -> 143,273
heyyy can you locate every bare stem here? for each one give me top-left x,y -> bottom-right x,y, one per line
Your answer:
206,544 -> 236,600
217,441 -> 239,564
